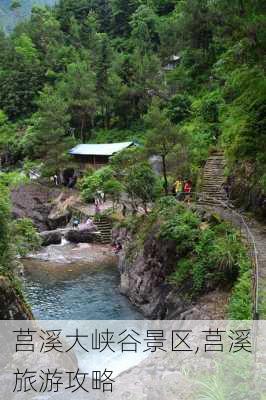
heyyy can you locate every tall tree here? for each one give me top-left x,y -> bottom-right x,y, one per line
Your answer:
130,5 -> 160,54
145,100 -> 181,195
0,33 -> 42,119
111,0 -> 139,37
59,61 -> 97,142
22,86 -> 71,174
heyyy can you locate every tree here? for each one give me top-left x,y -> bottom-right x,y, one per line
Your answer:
81,166 -> 114,203
167,94 -> 191,124
103,178 -> 123,210
14,33 -> 39,64
111,0 -> 139,37
124,162 -> 157,213
10,1 -> 21,11
59,61 -> 97,142
0,32 -> 42,119
145,100 -> 181,195
22,86 -> 71,175
130,5 -> 160,54
0,110 -> 19,166
95,34 -> 113,128
92,0 -> 112,33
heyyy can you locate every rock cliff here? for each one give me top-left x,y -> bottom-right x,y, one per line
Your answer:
114,226 -> 190,319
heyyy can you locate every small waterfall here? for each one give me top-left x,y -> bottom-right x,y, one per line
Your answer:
61,236 -> 69,246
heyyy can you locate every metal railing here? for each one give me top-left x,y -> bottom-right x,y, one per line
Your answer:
186,191 -> 260,319
214,198 -> 259,320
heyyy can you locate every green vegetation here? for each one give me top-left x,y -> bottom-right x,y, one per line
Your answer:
0,0 -> 263,190
120,197 -> 252,318
0,0 -> 262,320
0,183 -> 40,274
0,183 -> 12,273
228,269 -> 252,319
81,153 -> 161,212
11,218 -> 41,257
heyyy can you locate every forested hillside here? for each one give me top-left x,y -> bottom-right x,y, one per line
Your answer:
0,0 -> 265,212
0,0 -> 56,33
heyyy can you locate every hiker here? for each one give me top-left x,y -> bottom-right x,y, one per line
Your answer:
174,178 -> 183,200
53,174 -> 59,186
222,182 -> 229,199
184,179 -> 192,202
94,198 -> 101,214
86,218 -> 97,231
98,190 -> 105,204
122,203 -> 127,217
113,242 -> 122,254
72,218 -> 79,229
86,217 -> 93,227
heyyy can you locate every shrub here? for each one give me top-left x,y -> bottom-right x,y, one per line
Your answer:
228,257 -> 253,319
11,218 -> 41,257
81,166 -> 114,202
155,199 -> 252,299
0,171 -> 29,188
103,178 -> 124,209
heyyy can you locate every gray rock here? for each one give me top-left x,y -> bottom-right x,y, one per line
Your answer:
48,209 -> 71,230
40,230 -> 62,246
65,228 -> 99,243
117,224 -> 189,319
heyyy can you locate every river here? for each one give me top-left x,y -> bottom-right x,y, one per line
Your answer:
21,243 -> 143,320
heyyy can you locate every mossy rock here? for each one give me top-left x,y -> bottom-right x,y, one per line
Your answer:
208,212 -> 222,225
0,276 -> 32,320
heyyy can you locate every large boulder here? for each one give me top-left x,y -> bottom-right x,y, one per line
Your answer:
65,227 -> 100,243
40,230 -> 62,246
11,183 -> 58,231
47,192 -> 82,229
118,223 -> 189,319
48,209 -> 71,230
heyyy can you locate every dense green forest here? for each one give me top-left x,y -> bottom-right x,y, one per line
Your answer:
0,0 -> 265,322
0,0 -> 265,198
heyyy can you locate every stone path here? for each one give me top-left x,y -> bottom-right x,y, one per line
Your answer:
198,151 -> 266,318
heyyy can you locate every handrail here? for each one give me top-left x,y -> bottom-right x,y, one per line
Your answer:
214,198 -> 259,320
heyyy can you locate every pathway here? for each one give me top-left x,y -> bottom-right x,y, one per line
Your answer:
198,151 -> 266,318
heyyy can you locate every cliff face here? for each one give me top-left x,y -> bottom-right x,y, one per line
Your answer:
0,276 -> 32,319
114,226 -> 190,319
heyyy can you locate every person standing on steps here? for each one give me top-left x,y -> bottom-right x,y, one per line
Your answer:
72,218 -> 79,229
94,197 -> 101,215
184,179 -> 192,203
174,177 -> 183,200
222,182 -> 229,199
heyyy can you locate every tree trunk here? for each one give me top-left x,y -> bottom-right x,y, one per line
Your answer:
239,0 -> 245,15
81,117 -> 85,143
162,155 -> 168,195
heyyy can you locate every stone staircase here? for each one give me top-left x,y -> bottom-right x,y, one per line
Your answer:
93,216 -> 112,244
196,150 -> 266,318
198,151 -> 227,206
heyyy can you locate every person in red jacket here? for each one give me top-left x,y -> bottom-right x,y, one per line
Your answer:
184,180 -> 192,202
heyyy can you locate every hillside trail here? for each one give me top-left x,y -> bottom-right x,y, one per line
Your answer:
198,150 -> 266,319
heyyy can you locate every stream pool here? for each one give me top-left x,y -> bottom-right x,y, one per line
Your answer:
22,244 -> 143,320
